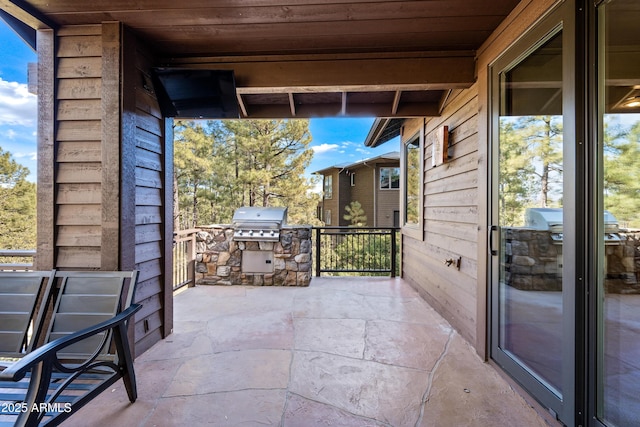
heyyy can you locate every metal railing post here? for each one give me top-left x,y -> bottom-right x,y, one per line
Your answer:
390,228 -> 397,278
187,232 -> 196,287
315,228 -> 322,277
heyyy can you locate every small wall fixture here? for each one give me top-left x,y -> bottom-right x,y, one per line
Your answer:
432,125 -> 449,167
444,256 -> 461,270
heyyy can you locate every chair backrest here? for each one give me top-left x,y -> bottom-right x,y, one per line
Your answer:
45,270 -> 138,360
0,270 -> 56,358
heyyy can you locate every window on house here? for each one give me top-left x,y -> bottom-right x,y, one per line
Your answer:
380,167 -> 400,190
324,209 -> 331,225
404,134 -> 421,228
324,175 -> 333,199
350,173 -> 356,186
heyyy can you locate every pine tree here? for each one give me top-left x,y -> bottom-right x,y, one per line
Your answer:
173,119 -> 321,227
344,201 -> 367,227
0,147 -> 36,254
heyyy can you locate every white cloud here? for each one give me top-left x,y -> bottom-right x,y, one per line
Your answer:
312,143 -> 339,154
0,78 -> 37,127
13,151 -> 37,161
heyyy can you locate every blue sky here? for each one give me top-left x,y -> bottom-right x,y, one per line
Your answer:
0,19 -> 398,185
0,20 -> 38,181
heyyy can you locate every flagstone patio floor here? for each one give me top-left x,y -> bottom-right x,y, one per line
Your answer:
62,277 -> 550,427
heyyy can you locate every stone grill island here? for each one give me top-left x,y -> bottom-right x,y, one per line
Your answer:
195,221 -> 312,287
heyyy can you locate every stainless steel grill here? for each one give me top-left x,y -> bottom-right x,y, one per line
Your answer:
232,206 -> 288,242
525,208 -> 621,245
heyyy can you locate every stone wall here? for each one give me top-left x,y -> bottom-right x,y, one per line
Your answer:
195,225 -> 312,286
504,228 -> 640,293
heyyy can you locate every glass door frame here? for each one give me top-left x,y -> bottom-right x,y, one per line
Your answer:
488,2 -> 578,425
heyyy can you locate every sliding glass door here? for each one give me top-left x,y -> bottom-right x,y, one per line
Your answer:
489,3 -> 575,424
595,1 -> 640,425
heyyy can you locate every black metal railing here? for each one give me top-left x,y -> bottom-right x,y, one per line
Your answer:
313,227 -> 399,277
0,249 -> 36,271
173,229 -> 197,290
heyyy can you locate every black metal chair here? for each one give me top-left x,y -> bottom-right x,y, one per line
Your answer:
0,270 -> 140,427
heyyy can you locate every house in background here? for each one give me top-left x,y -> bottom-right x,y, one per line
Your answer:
2,0 -> 638,424
313,152 -> 399,227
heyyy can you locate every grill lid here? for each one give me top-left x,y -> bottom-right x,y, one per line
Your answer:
232,206 -> 287,225
525,208 -> 621,245
232,206 -> 287,241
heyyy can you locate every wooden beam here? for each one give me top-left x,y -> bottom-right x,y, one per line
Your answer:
163,118 -> 174,338
391,90 -> 402,115
288,93 -> 296,117
241,101 -> 440,119
101,22 -> 121,271
35,29 -> 55,270
170,54 -> 476,91
438,89 -> 452,114
341,92 -> 347,116
236,93 -> 249,117
0,0 -> 57,29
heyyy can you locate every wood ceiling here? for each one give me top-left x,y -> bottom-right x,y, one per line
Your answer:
1,0 -> 522,119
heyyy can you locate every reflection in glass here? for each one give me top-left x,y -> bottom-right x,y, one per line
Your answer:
498,31 -> 564,395
598,1 -> 640,425
404,139 -> 420,226
380,167 -> 400,189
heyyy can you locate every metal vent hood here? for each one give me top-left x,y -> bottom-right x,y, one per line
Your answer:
152,68 -> 239,119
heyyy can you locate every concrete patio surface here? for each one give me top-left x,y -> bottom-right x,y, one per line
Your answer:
62,277 -> 549,427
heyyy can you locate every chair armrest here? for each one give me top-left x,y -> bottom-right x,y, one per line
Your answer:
0,304 -> 141,382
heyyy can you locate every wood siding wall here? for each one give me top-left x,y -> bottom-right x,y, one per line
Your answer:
55,25 -> 105,269
49,23 -> 169,356
124,28 -> 172,356
401,89 -> 479,346
400,0 -> 559,356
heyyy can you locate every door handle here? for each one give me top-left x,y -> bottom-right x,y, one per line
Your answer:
488,225 -> 499,256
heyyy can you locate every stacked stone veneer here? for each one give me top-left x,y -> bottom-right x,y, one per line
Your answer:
504,228 -> 640,293
195,225 -> 312,286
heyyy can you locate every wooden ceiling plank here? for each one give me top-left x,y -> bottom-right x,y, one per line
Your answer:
133,17 -> 503,38
166,50 -> 477,64
27,0 -> 519,15
37,3 -> 515,27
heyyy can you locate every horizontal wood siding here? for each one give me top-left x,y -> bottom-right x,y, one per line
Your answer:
52,24 -> 169,356
349,166 -> 374,226
375,163 -> 400,227
131,41 -> 168,356
54,26 -> 103,269
338,170 -> 351,226
321,170 -> 339,225
401,89 -> 479,345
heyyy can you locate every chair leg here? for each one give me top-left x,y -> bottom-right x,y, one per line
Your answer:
115,322 -> 137,402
